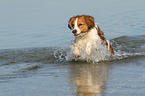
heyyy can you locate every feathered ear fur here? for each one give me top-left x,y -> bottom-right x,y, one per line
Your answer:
68,17 -> 76,30
97,26 -> 114,55
84,15 -> 95,29
97,26 -> 106,44
97,26 -> 104,36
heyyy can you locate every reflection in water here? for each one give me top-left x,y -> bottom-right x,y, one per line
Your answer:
69,63 -> 110,96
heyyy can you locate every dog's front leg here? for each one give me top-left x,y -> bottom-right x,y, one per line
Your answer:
73,45 -> 81,58
86,42 -> 92,55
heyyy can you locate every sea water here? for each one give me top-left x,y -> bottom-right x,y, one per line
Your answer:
0,0 -> 145,96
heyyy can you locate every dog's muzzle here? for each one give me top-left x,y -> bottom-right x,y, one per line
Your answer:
72,30 -> 83,36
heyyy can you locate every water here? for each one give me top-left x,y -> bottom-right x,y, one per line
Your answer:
0,0 -> 145,96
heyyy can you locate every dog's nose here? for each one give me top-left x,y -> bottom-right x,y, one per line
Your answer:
72,30 -> 77,34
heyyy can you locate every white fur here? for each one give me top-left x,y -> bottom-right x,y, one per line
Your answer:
73,27 -> 101,56
73,18 -> 81,35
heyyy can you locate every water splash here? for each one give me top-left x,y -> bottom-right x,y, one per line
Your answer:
0,35 -> 144,64
65,40 -> 111,63
65,35 -> 145,63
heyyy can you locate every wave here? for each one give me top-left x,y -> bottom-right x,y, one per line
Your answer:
66,35 -> 145,62
111,35 -> 145,59
0,35 -> 145,65
0,47 -> 60,65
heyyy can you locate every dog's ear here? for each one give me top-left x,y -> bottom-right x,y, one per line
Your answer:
97,26 -> 104,36
84,15 -> 95,29
68,17 -> 75,30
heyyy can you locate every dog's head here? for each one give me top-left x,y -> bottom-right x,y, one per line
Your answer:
68,15 -> 95,37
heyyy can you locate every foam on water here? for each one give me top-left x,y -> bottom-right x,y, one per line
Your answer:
0,35 -> 145,65
65,35 -> 145,63
110,35 -> 145,60
65,40 -> 111,63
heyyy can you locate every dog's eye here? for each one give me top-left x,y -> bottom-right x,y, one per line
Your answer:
72,24 -> 74,27
78,24 -> 83,26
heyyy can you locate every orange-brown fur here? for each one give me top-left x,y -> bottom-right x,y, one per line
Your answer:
68,15 -> 114,55
68,15 -> 95,33
97,27 -> 114,55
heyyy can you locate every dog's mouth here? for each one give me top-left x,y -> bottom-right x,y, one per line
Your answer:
73,31 -> 84,37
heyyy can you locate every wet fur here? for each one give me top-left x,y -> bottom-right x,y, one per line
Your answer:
68,15 -> 114,57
